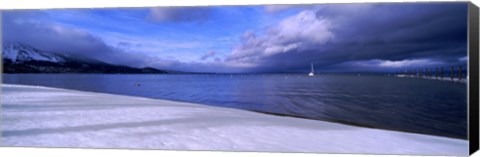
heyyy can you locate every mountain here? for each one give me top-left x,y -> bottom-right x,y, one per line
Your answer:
2,42 -> 168,74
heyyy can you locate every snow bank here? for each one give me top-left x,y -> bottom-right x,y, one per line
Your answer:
1,84 -> 468,155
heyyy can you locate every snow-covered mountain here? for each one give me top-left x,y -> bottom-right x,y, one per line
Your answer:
2,42 -> 168,74
3,42 -> 67,63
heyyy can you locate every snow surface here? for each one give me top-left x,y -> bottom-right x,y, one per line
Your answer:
0,84 -> 468,156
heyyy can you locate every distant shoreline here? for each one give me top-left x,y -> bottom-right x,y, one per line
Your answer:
2,72 -> 464,76
395,74 -> 468,84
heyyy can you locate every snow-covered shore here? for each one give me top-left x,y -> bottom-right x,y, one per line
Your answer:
1,84 -> 468,155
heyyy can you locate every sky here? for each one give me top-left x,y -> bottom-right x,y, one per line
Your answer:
2,2 -> 469,73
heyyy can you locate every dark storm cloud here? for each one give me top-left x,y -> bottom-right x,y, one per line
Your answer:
1,9 -> 228,72
229,3 -> 468,73
2,10 -> 155,67
324,3 -> 468,72
1,3 -> 469,73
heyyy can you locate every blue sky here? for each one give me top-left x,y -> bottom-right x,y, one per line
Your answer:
2,3 -> 469,73
45,7 -> 273,62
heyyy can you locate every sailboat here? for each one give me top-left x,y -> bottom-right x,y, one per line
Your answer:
308,63 -> 315,77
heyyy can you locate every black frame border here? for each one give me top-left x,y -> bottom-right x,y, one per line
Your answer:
469,2 -> 479,155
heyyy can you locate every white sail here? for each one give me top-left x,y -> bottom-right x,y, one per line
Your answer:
308,63 -> 315,76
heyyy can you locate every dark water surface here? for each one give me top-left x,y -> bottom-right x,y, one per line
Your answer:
2,74 -> 467,139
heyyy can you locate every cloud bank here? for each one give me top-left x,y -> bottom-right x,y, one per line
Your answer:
2,3 -> 469,73
224,3 -> 468,73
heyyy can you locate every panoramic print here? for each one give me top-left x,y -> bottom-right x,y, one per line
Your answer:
1,2 -> 469,156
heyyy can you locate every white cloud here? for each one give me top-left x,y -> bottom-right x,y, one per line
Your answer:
264,4 -> 321,14
147,7 -> 210,23
200,51 -> 217,60
350,59 -> 443,68
226,10 -> 334,66
458,56 -> 468,62
378,59 -> 428,68
264,5 -> 298,14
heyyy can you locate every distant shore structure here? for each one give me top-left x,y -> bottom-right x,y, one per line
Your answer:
308,63 -> 315,77
395,65 -> 466,83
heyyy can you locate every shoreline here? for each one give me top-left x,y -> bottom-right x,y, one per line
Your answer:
1,84 -> 468,155
2,83 -> 467,140
251,110 -> 467,140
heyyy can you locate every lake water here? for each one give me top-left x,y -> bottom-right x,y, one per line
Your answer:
2,74 -> 467,139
